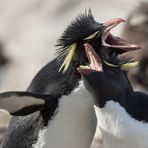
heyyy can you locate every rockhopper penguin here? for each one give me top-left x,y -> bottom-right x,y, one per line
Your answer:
1,11 -> 140,148
78,43 -> 148,148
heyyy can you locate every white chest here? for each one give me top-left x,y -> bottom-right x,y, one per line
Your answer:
95,100 -> 148,148
34,81 -> 97,148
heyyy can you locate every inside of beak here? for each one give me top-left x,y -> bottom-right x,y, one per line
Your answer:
77,43 -> 103,75
102,18 -> 141,51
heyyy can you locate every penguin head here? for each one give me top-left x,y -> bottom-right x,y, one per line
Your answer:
77,43 -> 136,107
56,10 -> 140,74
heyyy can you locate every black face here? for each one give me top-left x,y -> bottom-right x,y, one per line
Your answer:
83,68 -> 133,107
77,44 -> 135,108
56,10 -> 140,74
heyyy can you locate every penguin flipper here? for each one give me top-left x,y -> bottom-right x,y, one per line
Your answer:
0,91 -> 50,116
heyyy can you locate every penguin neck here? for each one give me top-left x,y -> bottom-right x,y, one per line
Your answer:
94,77 -> 148,148
34,81 -> 97,148
52,60 -> 81,97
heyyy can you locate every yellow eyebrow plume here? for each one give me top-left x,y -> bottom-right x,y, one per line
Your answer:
103,60 -> 120,68
121,61 -> 139,70
84,31 -> 99,40
103,60 -> 139,70
59,43 -> 77,73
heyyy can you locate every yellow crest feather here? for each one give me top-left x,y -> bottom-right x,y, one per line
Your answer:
84,31 -> 99,40
59,43 -> 76,73
121,61 -> 139,70
103,60 -> 120,68
103,60 -> 139,70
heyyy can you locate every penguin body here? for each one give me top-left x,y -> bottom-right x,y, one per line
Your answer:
2,12 -> 100,148
78,43 -> 148,148
34,81 -> 96,148
95,100 -> 148,148
1,83 -> 96,148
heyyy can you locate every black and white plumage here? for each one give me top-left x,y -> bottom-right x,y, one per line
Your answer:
78,44 -> 148,148
1,11 -> 140,148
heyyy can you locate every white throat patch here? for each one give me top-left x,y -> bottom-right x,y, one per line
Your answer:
95,100 -> 148,148
33,81 -> 97,148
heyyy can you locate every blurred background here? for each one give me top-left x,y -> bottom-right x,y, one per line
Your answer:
0,0 -> 147,147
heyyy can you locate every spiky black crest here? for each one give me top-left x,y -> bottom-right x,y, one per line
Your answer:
55,10 -> 102,59
57,10 -> 100,48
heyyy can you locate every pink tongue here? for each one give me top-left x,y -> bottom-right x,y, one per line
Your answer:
84,43 -> 103,71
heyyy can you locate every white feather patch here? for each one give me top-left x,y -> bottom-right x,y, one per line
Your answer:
96,100 -> 148,148
33,81 -> 97,148
33,128 -> 47,148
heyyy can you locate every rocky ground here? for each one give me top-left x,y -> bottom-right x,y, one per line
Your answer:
0,0 -> 142,147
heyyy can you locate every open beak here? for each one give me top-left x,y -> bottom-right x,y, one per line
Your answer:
102,18 -> 141,51
77,43 -> 139,74
58,18 -> 141,73
77,43 -> 103,75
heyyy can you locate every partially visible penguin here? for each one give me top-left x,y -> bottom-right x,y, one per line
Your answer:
2,11 -> 140,148
122,2 -> 148,93
78,43 -> 148,148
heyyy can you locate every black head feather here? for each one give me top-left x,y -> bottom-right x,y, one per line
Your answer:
56,10 -> 103,48
55,10 -> 139,73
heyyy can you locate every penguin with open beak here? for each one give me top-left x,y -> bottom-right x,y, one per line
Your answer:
78,43 -> 148,148
1,11 -> 140,148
